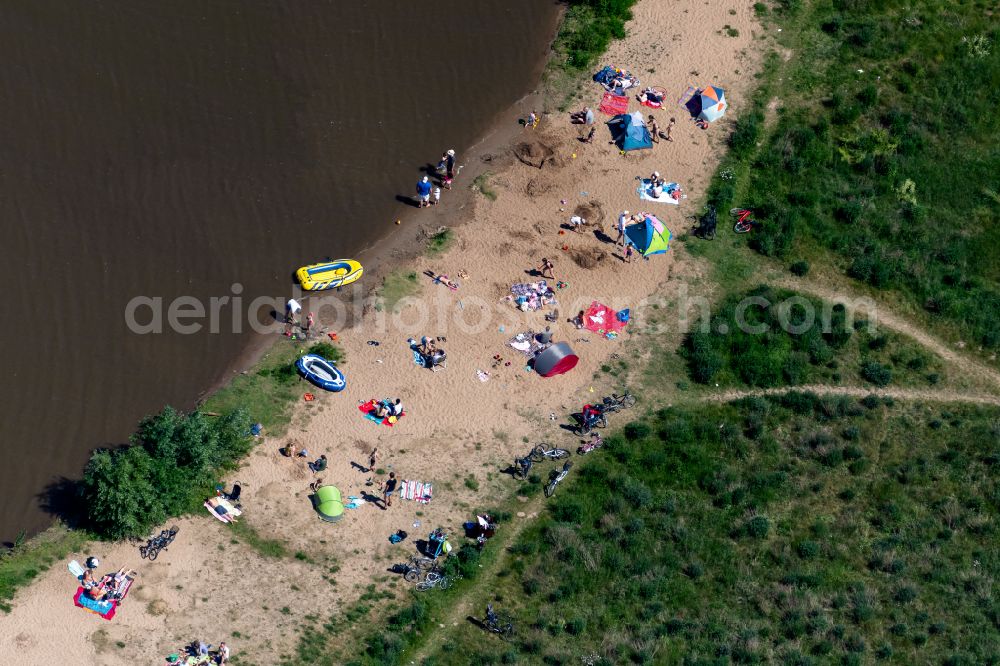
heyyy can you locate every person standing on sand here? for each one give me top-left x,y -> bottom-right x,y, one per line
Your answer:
538,257 -> 554,280
625,243 -> 634,264
381,472 -> 398,509
648,115 -> 660,144
368,447 -> 378,472
432,186 -> 441,206
443,149 -> 456,189
302,312 -> 314,337
665,117 -> 675,142
284,298 -> 301,336
616,210 -> 630,246
416,176 -> 432,208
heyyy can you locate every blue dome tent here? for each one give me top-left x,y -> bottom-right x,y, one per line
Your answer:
608,112 -> 653,151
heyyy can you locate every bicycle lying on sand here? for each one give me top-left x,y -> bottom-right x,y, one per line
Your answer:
139,525 -> 178,561
544,462 -> 573,498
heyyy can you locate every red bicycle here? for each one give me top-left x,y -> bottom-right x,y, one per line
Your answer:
731,208 -> 759,234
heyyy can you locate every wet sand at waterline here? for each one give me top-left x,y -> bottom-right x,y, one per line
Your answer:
0,1 -> 561,542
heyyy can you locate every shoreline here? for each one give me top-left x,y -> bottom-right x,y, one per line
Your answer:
0,1 -> 766,662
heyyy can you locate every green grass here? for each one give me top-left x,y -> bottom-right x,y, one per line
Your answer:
229,521 -> 288,559
415,398 -> 1000,664
425,228 -> 454,256
681,285 -> 945,389
471,172 -> 497,201
377,271 -> 422,312
701,0 -> 1000,348
0,525 -> 90,612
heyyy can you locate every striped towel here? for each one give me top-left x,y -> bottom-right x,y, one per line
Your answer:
398,480 -> 433,503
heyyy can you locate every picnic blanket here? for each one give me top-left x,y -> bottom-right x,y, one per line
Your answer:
509,281 -> 555,312
73,577 -> 133,620
599,91 -> 629,116
399,480 -> 433,504
359,400 -> 405,427
508,332 -> 544,357
637,179 -> 682,204
638,86 -> 667,109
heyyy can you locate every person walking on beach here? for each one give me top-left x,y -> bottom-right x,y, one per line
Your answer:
648,115 -> 660,143
381,472 -> 398,509
616,210 -> 630,246
284,298 -> 301,336
367,447 -> 378,473
538,257 -> 554,279
416,176 -> 433,208
443,149 -> 456,189
665,117 -> 676,142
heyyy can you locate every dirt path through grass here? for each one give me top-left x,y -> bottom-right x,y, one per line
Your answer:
704,385 -> 1000,406
406,493 -> 547,663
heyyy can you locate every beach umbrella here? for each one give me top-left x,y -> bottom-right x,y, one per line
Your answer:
312,485 -> 345,523
687,85 -> 727,122
534,342 -> 579,378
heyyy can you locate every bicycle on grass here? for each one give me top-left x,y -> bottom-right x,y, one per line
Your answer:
530,443 -> 570,461
544,462 -> 573,498
483,603 -> 515,640
731,208 -> 759,234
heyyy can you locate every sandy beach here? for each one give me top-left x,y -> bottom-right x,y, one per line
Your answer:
0,1 -> 762,663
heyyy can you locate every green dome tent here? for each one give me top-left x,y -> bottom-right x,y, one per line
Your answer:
625,214 -> 672,256
311,485 -> 345,523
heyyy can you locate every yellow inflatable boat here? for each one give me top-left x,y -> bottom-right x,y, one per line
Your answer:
296,259 -> 364,291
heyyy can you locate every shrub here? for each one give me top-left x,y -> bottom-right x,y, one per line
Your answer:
790,260 -> 810,276
796,540 -> 820,559
745,515 -> 771,539
624,422 -> 651,441
860,361 -> 893,386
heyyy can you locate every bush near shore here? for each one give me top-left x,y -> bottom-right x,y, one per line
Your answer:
704,0 -> 1000,349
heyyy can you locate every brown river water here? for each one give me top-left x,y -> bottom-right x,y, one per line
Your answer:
0,1 -> 561,542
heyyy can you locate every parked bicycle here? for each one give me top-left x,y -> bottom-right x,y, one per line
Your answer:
579,403 -> 608,435
731,208 -> 759,234
544,462 -> 573,498
530,443 -> 570,461
601,390 -> 636,414
401,556 -> 438,583
416,569 -> 460,591
483,603 -> 515,640
139,525 -> 179,561
513,455 -> 533,480
696,205 -> 717,240
578,432 -> 604,455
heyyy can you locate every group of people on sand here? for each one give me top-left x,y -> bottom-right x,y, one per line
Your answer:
81,563 -> 137,602
165,640 -> 230,665
283,441 -> 327,474
416,148 -> 458,208
283,298 -> 314,338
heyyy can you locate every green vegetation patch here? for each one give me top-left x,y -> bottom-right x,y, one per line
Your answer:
705,0 -> 1000,348
0,525 -> 90,612
551,0 -> 637,72
425,228 -> 454,256
417,399 -> 1000,664
681,285 -> 943,388
377,271 -> 422,312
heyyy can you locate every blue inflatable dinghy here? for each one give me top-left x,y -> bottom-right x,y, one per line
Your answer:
296,354 -> 346,392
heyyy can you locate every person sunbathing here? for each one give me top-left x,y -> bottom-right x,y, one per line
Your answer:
375,399 -> 402,418
434,274 -> 459,290
637,87 -> 663,105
